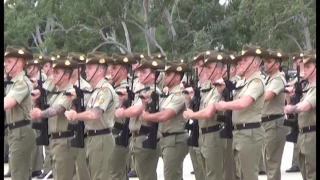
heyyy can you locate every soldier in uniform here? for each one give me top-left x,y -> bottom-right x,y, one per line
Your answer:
284,52 -> 316,180
64,52 -> 117,179
115,58 -> 164,180
215,45 -> 267,180
67,52 -> 92,180
30,58 -> 78,180
183,51 -> 226,180
140,61 -> 190,179
261,49 -> 289,180
108,53 -> 136,180
4,46 -> 37,180
285,52 -> 304,173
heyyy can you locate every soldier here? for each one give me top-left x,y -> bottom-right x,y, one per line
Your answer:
64,52 -> 117,179
284,52 -> 316,180
115,58 -> 164,180
108,54 -> 136,180
261,49 -> 289,180
215,45 -> 267,180
4,46 -> 37,180
183,51 -> 226,179
68,52 -> 92,180
140,60 -> 190,179
285,52 -> 304,173
30,58 -> 78,180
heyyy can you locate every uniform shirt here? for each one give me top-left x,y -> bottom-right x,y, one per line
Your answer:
198,86 -> 220,129
43,75 -> 55,92
114,79 -> 129,124
74,76 -> 92,105
48,83 -> 73,133
158,84 -> 186,134
298,81 -> 316,127
5,71 -> 33,123
129,84 -> 162,131
232,71 -> 265,124
85,78 -> 116,130
262,71 -> 286,116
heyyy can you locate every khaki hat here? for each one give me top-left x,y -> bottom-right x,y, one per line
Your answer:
221,51 -> 238,65
132,53 -> 147,63
201,51 -> 227,67
150,53 -> 166,60
52,59 -> 77,69
192,51 -> 209,63
302,51 -> 316,64
4,46 -> 33,60
236,44 -> 268,59
86,52 -> 113,65
26,54 -> 46,66
68,52 -> 86,64
50,52 -> 67,60
292,52 -> 304,61
112,54 -> 136,66
163,60 -> 191,73
135,57 -> 165,71
265,49 -> 289,61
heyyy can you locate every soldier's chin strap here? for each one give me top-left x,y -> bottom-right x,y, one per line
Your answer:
265,59 -> 280,73
112,67 -> 123,84
26,65 -> 37,79
166,73 -> 176,89
55,69 -> 67,86
88,64 -> 100,82
6,58 -> 19,79
305,66 -> 316,81
207,64 -> 217,80
242,56 -> 257,77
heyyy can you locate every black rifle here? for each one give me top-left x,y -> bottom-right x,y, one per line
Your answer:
183,68 -> 200,147
217,61 -> 235,139
142,72 -> 160,150
4,74 -> 13,135
115,71 -> 135,147
32,69 -> 50,146
66,66 -> 86,148
283,64 -> 303,143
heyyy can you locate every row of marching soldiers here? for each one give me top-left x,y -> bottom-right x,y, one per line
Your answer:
3,44 -> 316,180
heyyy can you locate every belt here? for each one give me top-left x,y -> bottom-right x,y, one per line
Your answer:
161,132 -> 185,137
299,125 -> 316,133
113,122 -> 124,130
261,114 -> 284,123
112,128 -> 121,135
201,124 -> 222,134
131,131 -> 148,137
86,128 -> 111,137
50,131 -> 74,139
233,122 -> 261,131
7,120 -> 30,130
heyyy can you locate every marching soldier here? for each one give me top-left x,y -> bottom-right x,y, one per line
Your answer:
64,52 -> 117,179
108,53 -> 136,180
284,51 -> 316,180
140,61 -> 190,179
115,57 -> 164,180
30,58 -> 78,180
4,46 -> 37,179
183,51 -> 226,180
262,49 -> 289,180
68,52 -> 92,180
215,45 -> 267,180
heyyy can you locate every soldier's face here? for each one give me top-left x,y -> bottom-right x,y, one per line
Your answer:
205,62 -> 217,78
26,65 -> 38,77
139,68 -> 154,84
303,62 -> 316,79
52,68 -> 67,85
236,56 -> 254,75
85,64 -> 99,81
263,58 -> 279,73
292,59 -> 303,70
43,62 -> 52,75
108,64 -> 122,80
193,60 -> 204,76
4,57 -> 23,74
164,72 -> 176,86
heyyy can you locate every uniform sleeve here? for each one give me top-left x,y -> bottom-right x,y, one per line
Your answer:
304,86 -> 316,108
267,77 -> 285,95
163,95 -> 185,114
6,80 -> 31,104
243,79 -> 264,100
43,79 -> 55,92
55,94 -> 72,110
92,88 -> 114,111
208,89 -> 220,105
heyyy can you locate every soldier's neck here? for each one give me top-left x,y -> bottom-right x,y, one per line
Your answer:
167,82 -> 179,92
69,75 -> 78,85
90,76 -> 104,88
56,81 -> 69,91
244,68 -> 258,79
267,69 -> 278,77
114,76 -> 126,86
308,75 -> 316,84
10,69 -> 23,78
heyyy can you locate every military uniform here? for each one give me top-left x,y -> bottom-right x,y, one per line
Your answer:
261,50 -> 289,180
4,46 -> 36,180
83,52 -> 116,179
231,45 -> 267,180
296,53 -> 316,180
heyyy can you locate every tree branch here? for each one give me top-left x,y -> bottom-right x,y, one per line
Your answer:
284,34 -> 303,51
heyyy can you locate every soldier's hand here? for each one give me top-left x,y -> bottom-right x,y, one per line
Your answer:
284,105 -> 294,114
183,109 -> 194,119
140,111 -> 150,122
140,92 -> 151,105
64,110 -> 77,121
115,108 -> 125,118
116,88 -> 128,104
65,88 -> 77,101
163,87 -> 169,94
215,101 -> 227,111
215,78 -> 226,94
30,108 -> 42,120
30,78 -> 38,88
31,89 -> 41,102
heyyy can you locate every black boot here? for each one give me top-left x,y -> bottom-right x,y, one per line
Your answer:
32,170 -> 43,177
4,171 -> 11,177
285,166 -> 300,173
128,169 -> 137,178
259,171 -> 266,175
37,173 -> 53,179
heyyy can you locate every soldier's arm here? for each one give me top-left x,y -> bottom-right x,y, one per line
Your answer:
141,109 -> 176,122
4,97 -> 18,110
121,103 -> 145,118
185,104 -> 216,120
265,77 -> 285,102
4,80 -> 30,110
288,87 -> 316,114
40,105 -> 66,118
74,107 -> 103,121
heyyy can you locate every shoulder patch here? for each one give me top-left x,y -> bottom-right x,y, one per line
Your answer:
98,99 -> 104,104
174,92 -> 181,96
253,78 -> 261,82
16,79 -> 23,85
102,87 -> 109,92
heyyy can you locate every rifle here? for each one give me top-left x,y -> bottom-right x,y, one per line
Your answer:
183,68 -> 200,147
115,71 -> 135,147
283,64 -> 303,143
66,66 -> 86,148
31,68 -> 50,146
142,71 -> 160,150
4,74 -> 13,134
217,61 -> 235,139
